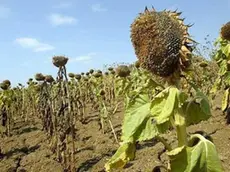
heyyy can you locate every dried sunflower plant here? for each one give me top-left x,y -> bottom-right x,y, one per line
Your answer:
211,22 -> 230,124
51,56 -> 76,172
105,7 -> 223,172
0,80 -> 13,136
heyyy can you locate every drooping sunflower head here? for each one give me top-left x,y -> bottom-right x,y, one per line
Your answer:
220,22 -> 230,41
97,70 -> 103,74
130,7 -> 194,77
52,56 -> 68,68
75,74 -> 81,80
199,61 -> 208,68
110,70 -> 115,75
134,60 -> 140,68
108,67 -> 114,71
45,75 -> 55,83
116,65 -> 131,77
100,89 -> 106,96
94,72 -> 103,78
3,80 -> 11,87
89,69 -> 94,74
35,73 -> 45,81
0,80 -> 11,90
68,73 -> 75,78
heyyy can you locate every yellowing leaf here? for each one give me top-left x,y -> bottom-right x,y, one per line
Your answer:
219,59 -> 228,76
121,93 -> 151,142
222,44 -> 230,59
122,91 -> 168,142
104,142 -> 135,172
150,87 -> 180,124
210,77 -> 222,94
168,134 -> 223,172
221,88 -> 229,111
107,88 -> 170,171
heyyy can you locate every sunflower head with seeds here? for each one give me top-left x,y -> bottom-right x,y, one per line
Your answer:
131,7 -> 194,78
0,80 -> 11,90
220,22 -> 230,41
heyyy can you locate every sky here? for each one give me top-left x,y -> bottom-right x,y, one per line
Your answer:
0,0 -> 230,85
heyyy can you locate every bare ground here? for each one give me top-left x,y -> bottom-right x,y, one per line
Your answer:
0,95 -> 230,172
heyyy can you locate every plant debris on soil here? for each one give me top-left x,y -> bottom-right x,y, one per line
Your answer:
0,93 -> 229,172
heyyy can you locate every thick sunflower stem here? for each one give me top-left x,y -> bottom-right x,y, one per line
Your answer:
166,73 -> 188,147
175,108 -> 187,147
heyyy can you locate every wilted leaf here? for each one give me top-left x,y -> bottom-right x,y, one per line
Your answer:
221,44 -> 230,59
121,92 -> 151,142
219,59 -> 228,76
214,50 -> 223,61
210,77 -> 222,94
184,101 -> 210,126
184,82 -> 211,125
135,117 -> 170,142
150,87 -> 179,124
221,88 -> 229,111
224,72 -> 230,86
107,88 -> 171,171
104,142 -> 135,171
167,134 -> 223,172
